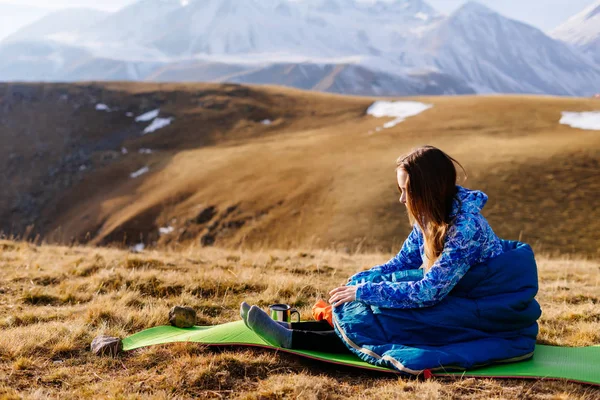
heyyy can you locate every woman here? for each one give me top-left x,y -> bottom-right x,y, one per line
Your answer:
241,145 -> 541,375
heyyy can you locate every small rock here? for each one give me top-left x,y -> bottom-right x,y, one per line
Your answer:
169,306 -> 196,328
91,335 -> 122,357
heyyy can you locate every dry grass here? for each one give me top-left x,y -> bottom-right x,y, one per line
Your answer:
0,239 -> 599,399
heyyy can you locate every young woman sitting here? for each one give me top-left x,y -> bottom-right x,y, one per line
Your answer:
241,145 -> 541,375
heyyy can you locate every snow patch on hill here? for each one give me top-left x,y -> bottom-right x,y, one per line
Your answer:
367,100 -> 433,128
130,166 -> 149,178
560,111 -> 600,130
135,109 -> 160,122
143,118 -> 173,134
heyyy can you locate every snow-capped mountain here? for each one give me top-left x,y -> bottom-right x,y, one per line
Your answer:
3,8 -> 110,43
0,0 -> 598,97
551,0 -> 600,64
141,0 -> 369,58
69,0 -> 440,60
79,0 -> 184,44
406,2 -> 600,96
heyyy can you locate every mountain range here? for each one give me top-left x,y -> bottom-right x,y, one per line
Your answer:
0,0 -> 599,96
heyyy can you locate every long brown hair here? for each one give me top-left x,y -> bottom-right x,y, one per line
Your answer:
396,146 -> 467,270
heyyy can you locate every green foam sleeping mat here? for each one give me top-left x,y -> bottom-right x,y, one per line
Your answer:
122,321 -> 600,386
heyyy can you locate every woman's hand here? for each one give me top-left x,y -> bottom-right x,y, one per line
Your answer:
328,286 -> 358,307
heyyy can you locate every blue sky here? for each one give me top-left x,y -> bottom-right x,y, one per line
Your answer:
0,0 -> 594,31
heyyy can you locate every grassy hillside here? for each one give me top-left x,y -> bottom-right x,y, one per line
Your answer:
1,82 -> 599,257
0,240 -> 598,398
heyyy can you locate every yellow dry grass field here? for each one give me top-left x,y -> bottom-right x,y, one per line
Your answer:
0,239 -> 599,399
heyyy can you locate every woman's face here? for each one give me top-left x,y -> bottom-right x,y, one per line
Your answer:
397,168 -> 409,206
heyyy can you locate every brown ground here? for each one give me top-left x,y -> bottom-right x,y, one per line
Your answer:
0,82 -> 599,257
0,240 -> 599,399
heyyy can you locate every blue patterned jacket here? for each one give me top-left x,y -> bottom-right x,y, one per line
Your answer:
350,185 -> 504,309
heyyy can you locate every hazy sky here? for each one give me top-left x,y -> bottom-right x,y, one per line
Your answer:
0,0 -> 595,31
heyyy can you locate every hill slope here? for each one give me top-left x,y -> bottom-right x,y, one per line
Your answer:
0,82 -> 599,257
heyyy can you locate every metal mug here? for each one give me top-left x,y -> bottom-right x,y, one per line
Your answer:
268,303 -> 300,323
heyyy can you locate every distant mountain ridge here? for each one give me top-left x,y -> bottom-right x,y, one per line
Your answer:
1,0 -> 599,96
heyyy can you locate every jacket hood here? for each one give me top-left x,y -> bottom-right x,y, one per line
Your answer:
450,185 -> 488,217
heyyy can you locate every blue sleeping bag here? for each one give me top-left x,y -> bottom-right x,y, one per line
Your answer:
332,240 -> 542,375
